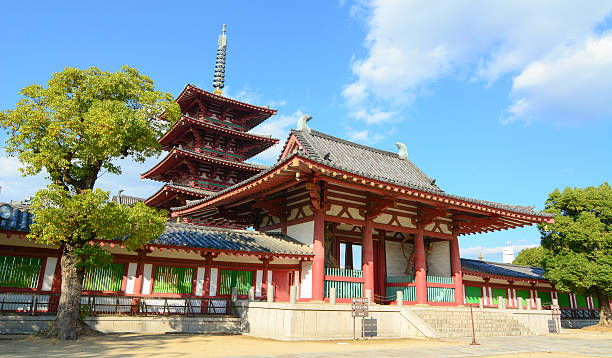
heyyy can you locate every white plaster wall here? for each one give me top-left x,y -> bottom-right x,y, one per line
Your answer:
125,263 -> 138,294
40,257 -> 58,291
195,267 -> 205,296
386,241 -> 412,277
287,221 -> 314,247
426,241 -> 451,277
300,261 -> 313,299
141,264 -> 153,294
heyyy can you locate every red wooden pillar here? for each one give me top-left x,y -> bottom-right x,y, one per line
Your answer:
376,231 -> 387,302
312,209 -> 325,301
450,235 -> 463,305
362,219 -> 374,297
415,226 -> 427,304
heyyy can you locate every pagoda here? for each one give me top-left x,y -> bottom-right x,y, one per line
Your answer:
142,25 -> 279,218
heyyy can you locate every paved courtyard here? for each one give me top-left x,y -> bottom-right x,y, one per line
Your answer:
0,331 -> 610,357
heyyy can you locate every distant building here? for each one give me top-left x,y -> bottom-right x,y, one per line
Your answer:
502,241 -> 515,264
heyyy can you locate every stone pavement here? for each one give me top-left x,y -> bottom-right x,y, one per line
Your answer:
233,334 -> 612,358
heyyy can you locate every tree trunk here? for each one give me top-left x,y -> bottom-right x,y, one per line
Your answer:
597,291 -> 612,326
54,245 -> 86,339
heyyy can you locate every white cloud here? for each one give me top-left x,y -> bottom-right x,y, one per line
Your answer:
0,153 -> 47,202
503,32 -> 612,124
345,1 -> 612,125
249,110 -> 304,165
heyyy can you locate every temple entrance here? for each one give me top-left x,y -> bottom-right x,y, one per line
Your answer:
273,271 -> 291,302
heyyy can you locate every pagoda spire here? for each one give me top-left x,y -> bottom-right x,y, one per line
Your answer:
213,24 -> 227,96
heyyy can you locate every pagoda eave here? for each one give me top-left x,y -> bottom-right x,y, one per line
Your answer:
158,115 -> 279,159
140,148 -> 266,181
176,84 -> 276,131
145,184 -> 212,209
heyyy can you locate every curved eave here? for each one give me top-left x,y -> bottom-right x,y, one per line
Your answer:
141,148 -> 267,181
144,184 -> 210,207
171,155 -> 554,234
158,116 -> 279,158
176,85 -> 276,131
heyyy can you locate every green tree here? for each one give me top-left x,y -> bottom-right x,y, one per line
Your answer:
0,66 -> 180,339
513,246 -> 546,268
539,183 -> 612,326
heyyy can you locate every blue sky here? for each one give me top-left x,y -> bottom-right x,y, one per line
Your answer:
1,1 -> 611,262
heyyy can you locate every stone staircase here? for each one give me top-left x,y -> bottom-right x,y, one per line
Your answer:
408,307 -> 534,338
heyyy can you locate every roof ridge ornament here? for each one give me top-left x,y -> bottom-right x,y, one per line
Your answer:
396,142 -> 408,159
297,114 -> 312,134
213,24 -> 227,96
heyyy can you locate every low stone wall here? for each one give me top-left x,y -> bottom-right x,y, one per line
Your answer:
0,315 -> 241,334
509,310 -> 555,335
235,301 -> 426,340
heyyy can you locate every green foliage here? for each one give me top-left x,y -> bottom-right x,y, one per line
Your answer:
0,65 -> 176,271
513,246 -> 546,268
29,185 -> 167,270
539,183 -> 612,298
0,66 -> 180,192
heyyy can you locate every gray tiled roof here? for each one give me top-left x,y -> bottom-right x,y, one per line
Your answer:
167,183 -> 215,197
461,258 -> 545,280
171,129 -> 553,219
0,207 -> 33,233
153,222 -> 313,256
293,130 -> 442,193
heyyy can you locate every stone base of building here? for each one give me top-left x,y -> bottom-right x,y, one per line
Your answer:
0,315 -> 241,335
235,301 -> 555,340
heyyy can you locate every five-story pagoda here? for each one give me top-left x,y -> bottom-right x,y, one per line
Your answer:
142,25 -> 279,221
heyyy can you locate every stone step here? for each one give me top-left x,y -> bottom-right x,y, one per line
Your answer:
410,308 -> 535,338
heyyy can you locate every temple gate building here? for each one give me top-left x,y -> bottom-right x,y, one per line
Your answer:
0,26 -> 603,337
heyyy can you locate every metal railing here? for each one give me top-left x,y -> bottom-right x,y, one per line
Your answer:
0,292 -> 235,316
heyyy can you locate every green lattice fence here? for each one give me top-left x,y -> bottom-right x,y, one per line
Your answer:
0,256 -> 42,289
465,285 -> 482,304
516,289 -> 530,307
153,266 -> 194,294
218,270 -> 253,295
324,280 -> 363,298
558,292 -> 571,307
491,288 -> 507,305
82,263 -> 125,292
537,291 -> 552,306
325,267 -> 363,277
427,287 -> 455,302
385,286 -> 416,301
426,275 -> 453,284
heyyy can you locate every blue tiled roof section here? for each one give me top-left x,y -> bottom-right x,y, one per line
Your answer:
154,222 -> 313,256
0,208 -> 33,233
461,258 -> 545,280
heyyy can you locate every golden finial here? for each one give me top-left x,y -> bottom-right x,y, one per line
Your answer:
478,252 -> 483,261
213,24 -> 227,95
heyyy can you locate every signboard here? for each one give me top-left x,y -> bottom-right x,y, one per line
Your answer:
352,298 -> 369,318
351,298 -> 370,339
362,318 -> 377,338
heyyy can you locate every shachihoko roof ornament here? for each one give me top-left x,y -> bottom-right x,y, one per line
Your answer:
297,114 -> 312,134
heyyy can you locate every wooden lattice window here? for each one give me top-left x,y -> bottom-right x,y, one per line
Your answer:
218,270 -> 253,295
153,266 -> 194,294
82,263 -> 125,292
0,255 -> 42,289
